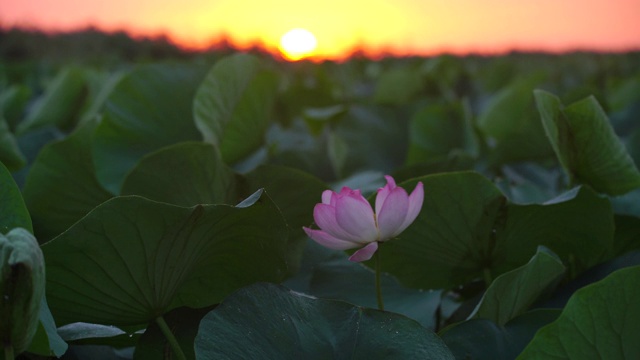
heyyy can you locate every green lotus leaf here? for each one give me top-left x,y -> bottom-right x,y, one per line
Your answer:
0,161 -> 32,234
518,265 -> 640,359
92,63 -> 206,193
195,282 -> 455,359
43,190 -> 289,327
193,53 -> 279,164
535,90 -> 640,195
470,247 -> 565,325
22,118 -> 111,242
380,172 -> 612,290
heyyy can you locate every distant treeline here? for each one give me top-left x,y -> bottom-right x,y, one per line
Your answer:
2,26 -> 639,68
0,27 -> 258,65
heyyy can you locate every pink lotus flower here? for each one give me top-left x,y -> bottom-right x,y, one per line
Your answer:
303,175 -> 424,262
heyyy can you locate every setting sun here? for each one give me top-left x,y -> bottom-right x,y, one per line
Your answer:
279,28 -> 317,61
1,0 -> 640,59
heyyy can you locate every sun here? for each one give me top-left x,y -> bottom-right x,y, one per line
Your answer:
279,28 -> 317,61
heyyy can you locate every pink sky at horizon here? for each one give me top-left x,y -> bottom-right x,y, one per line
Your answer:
1,0 -> 639,59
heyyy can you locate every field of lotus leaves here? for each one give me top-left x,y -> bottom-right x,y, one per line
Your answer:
1,51 -> 640,359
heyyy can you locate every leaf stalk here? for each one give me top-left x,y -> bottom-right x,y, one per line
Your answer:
155,315 -> 187,360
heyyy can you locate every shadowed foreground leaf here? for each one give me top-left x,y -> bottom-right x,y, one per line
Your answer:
195,282 -> 454,359
121,141 -> 237,206
518,265 -> 640,359
380,172 -> 611,290
42,190 -> 289,327
22,119 -> 111,242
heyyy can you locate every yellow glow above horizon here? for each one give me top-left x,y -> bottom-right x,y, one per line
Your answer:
279,28 -> 317,60
2,0 -> 640,59
200,0 -> 409,59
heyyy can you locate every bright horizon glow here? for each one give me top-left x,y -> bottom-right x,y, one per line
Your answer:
1,0 -> 640,60
279,28 -> 317,61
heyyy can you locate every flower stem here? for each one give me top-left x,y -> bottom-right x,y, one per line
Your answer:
155,315 -> 187,360
4,343 -> 14,360
375,249 -> 384,311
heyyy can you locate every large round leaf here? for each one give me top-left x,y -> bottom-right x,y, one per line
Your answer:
266,120 -> 334,181
193,53 -> 279,164
518,265 -> 640,359
0,116 -> 26,171
498,186 -> 613,274
76,70 -> 125,128
335,105 -> 409,176
0,161 -> 32,234
195,282 -> 454,359
470,247 -> 565,325
380,172 -> 504,289
380,172 -> 612,290
121,142 -> 237,206
42,190 -> 289,327
0,84 -> 30,131
92,63 -> 206,193
16,67 -> 86,135
477,75 -> 552,164
243,165 -> 327,228
12,126 -> 64,189
535,90 -> 640,195
407,100 -> 477,164
22,119 -> 111,242
373,66 -> 423,105
242,165 -> 328,274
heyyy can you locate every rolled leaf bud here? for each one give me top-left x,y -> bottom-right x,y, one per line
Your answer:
0,228 -> 45,355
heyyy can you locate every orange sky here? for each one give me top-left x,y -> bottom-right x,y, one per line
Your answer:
1,0 -> 639,59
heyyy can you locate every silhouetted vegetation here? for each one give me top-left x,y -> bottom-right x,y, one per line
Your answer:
0,27 -> 194,64
0,27 -> 286,67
